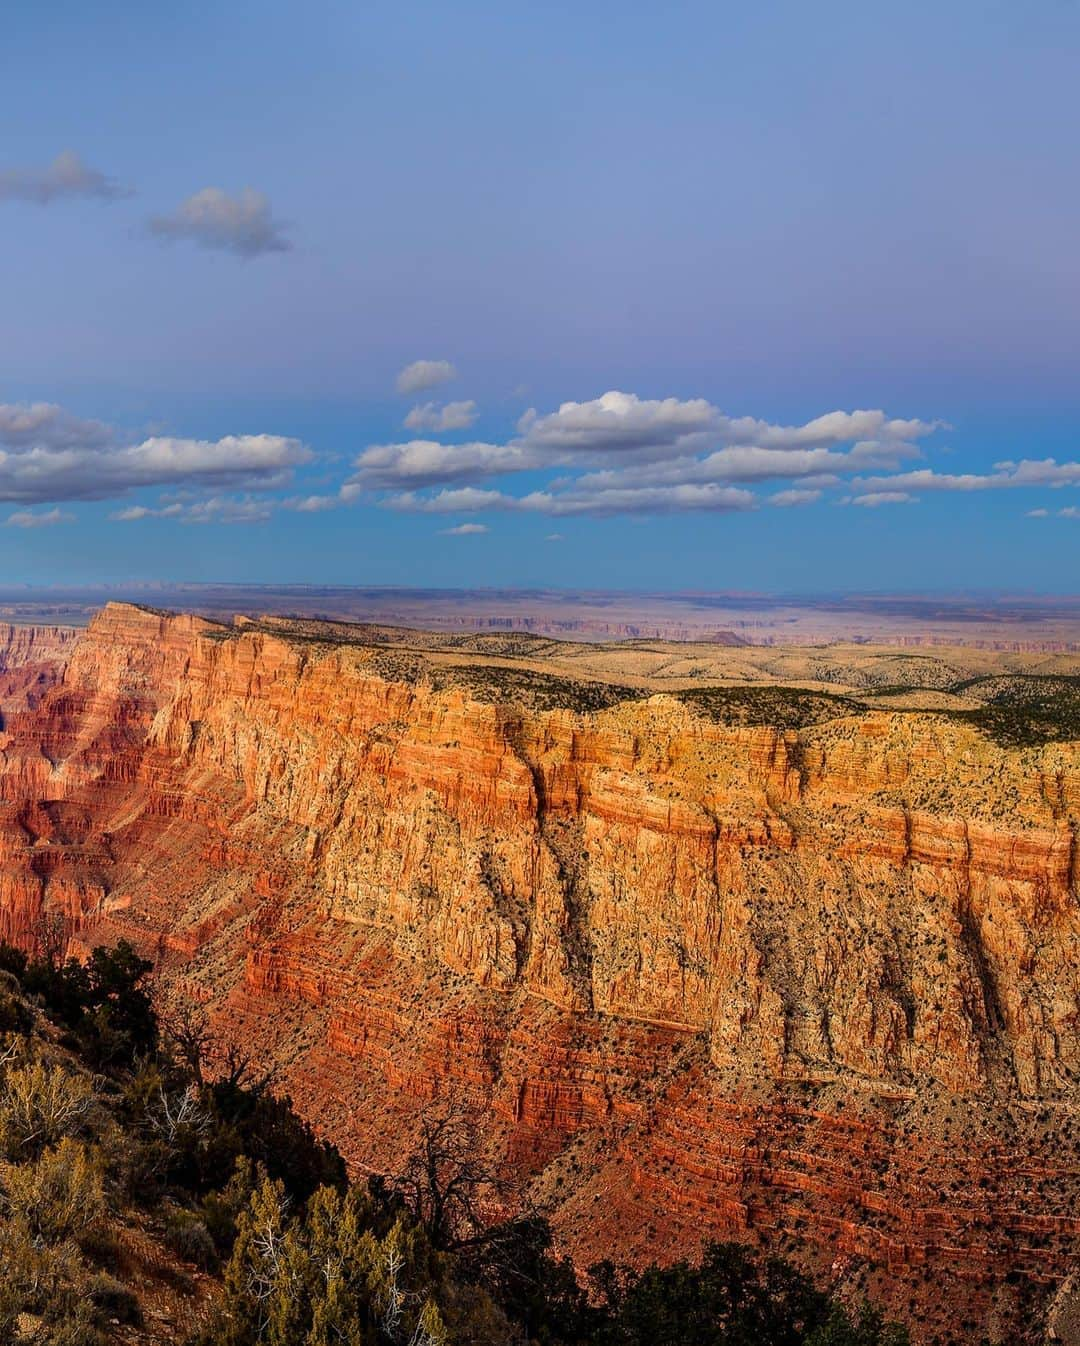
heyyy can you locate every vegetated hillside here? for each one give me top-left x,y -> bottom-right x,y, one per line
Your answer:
0,935 -> 909,1346
949,674 -> 1080,746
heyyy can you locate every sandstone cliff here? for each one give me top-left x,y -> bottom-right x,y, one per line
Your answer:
0,622 -> 78,713
1,603 -> 1077,1343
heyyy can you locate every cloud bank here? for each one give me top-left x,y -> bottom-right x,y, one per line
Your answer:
343,390 -> 942,518
0,402 -> 311,504
13,386 -> 1079,531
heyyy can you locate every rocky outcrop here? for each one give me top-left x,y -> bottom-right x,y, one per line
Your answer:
0,603 -> 1077,1343
0,622 -> 78,713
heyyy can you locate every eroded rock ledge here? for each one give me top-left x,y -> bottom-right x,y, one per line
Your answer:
1,603 -> 1077,1343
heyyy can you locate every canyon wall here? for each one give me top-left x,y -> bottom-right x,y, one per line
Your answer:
0,622 -> 78,712
1,603 -> 1077,1342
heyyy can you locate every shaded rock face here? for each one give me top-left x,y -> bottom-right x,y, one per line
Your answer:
2,603 -> 1079,1342
0,623 -> 79,713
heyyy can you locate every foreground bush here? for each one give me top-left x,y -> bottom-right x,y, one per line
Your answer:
0,1055 -> 94,1158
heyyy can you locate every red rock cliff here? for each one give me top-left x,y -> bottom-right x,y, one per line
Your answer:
1,603 -> 1077,1343
0,622 -> 78,713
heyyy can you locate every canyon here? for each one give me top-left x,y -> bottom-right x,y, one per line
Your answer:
0,603 -> 1078,1343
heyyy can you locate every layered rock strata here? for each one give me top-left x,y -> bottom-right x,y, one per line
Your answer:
1,603 -> 1077,1343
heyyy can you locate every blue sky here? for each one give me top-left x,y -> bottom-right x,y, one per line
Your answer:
2,0 -> 1079,590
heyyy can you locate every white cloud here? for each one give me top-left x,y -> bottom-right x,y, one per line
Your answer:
545,533 -> 564,542
113,496 -> 273,525
846,491 -> 918,507
181,496 -> 273,524
0,151 -> 128,204
439,522 -> 489,535
1026,508 -> 1050,518
346,389 -> 939,518
404,400 -> 478,432
0,402 -> 114,450
516,390 -> 718,460
388,481 -> 756,517
396,360 -> 457,395
112,504 -> 178,521
1059,507 -> 1080,519
4,507 -> 74,528
284,494 -> 338,513
0,402 -> 311,504
855,460 -> 1080,495
149,187 -> 290,257
343,439 -> 533,494
770,488 -> 823,507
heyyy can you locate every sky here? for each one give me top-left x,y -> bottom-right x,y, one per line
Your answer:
2,0 -> 1079,592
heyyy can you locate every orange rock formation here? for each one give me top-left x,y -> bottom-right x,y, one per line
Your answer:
1,603 -> 1077,1343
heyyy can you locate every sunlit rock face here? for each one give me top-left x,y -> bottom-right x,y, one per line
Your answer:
2,602 -> 1078,1343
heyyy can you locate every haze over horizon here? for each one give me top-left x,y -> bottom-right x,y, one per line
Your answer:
4,1 -> 1080,592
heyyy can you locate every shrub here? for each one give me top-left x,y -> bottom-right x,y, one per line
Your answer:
86,1271 -> 141,1325
0,943 -> 28,981
0,1057 -> 94,1158
39,1300 -> 109,1346
0,1215 -> 80,1312
164,1211 -> 219,1270
0,979 -> 33,1036
22,940 -> 157,1071
3,1138 -> 105,1243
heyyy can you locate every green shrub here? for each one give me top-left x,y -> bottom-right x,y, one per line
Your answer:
86,1270 -> 141,1325
164,1211 -> 219,1270
0,1057 -> 94,1158
3,1138 -> 105,1243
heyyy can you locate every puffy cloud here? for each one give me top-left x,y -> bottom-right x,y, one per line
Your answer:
148,188 -> 290,257
0,402 -> 114,450
734,411 -> 937,451
516,390 -> 717,460
404,400 -> 478,432
1026,508 -> 1050,518
770,488 -> 823,507
0,402 -> 311,504
344,439 -> 535,494
396,360 -> 456,395
572,445 -> 909,492
0,150 -> 128,204
4,507 -> 74,528
513,397 -> 933,467
439,522 -> 489,535
1058,507 -> 1080,519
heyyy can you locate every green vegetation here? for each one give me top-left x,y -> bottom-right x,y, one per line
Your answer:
678,674 -> 1080,747
675,685 -> 859,730
946,674 -> 1080,747
428,664 -> 643,714
0,937 -> 911,1344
